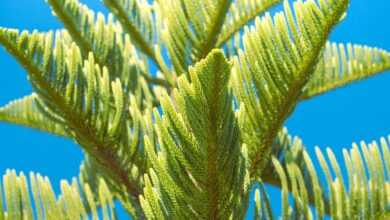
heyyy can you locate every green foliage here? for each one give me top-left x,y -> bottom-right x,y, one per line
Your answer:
303,42 -> 390,99
0,28 -> 148,216
102,0 -> 159,63
140,50 -> 249,219
0,93 -> 67,137
232,0 -> 349,177
254,136 -> 390,219
0,170 -> 115,220
217,0 -> 281,48
0,0 -> 389,219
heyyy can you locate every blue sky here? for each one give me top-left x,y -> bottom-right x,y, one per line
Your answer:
0,0 -> 389,219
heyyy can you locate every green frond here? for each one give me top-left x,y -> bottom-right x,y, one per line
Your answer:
103,0 -> 155,54
140,50 -> 250,219
48,0 -> 126,74
0,0 -> 389,219
102,1 -> 155,60
47,0 -> 169,90
47,0 -> 96,57
0,29 -> 126,144
217,0 -> 281,48
0,27 -> 163,217
302,42 -> 390,100
254,136 -> 390,219
0,28 -> 144,202
102,0 -> 173,84
254,182 -> 274,220
232,0 -> 349,176
77,95 -> 156,218
0,93 -> 67,137
0,170 -> 115,220
260,128 -> 330,215
261,128 -> 305,186
78,156 -> 105,213
156,0 -> 233,74
79,154 -> 146,218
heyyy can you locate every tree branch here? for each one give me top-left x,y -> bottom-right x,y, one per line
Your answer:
216,0 -> 281,48
197,0 -> 233,60
103,0 -> 173,87
0,34 -> 142,200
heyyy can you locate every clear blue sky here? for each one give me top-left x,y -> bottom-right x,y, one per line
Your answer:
0,0 -> 389,219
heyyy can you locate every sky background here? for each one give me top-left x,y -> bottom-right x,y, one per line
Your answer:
0,0 -> 389,219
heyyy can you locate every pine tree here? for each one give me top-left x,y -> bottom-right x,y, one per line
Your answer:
0,0 -> 389,219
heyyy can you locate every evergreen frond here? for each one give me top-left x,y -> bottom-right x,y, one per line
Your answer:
302,42 -> 390,100
103,0 -> 156,53
260,128 -> 331,214
0,28 -> 143,206
261,128 -> 305,186
77,95 -> 156,218
0,0 -> 389,219
79,155 -> 146,218
0,93 -> 67,137
254,136 -> 390,219
217,0 -> 281,47
140,50 -> 250,219
47,0 -> 169,90
102,1 -> 159,63
0,170 -> 115,220
232,0 -> 349,177
156,0 -> 233,74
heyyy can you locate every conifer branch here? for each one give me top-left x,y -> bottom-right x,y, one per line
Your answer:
0,30 -> 141,201
231,0 -> 350,176
260,128 -> 331,215
197,0 -> 233,59
301,42 -> 390,100
0,94 -> 68,137
103,0 -> 173,87
47,0 -> 95,59
158,0 -> 236,74
0,170 -> 116,220
103,0 -> 155,59
255,137 -> 390,219
141,50 -> 248,219
0,0 -> 389,219
216,0 -> 281,48
48,0 -> 171,89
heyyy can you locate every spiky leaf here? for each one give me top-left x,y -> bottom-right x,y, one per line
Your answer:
156,0 -> 233,74
217,0 -> 281,47
0,93 -> 67,137
0,29 -> 144,209
232,0 -> 349,176
302,42 -> 390,99
0,170 -> 115,220
254,136 -> 390,219
141,50 -> 249,219
47,0 -> 168,92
